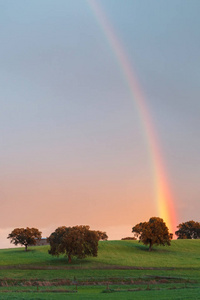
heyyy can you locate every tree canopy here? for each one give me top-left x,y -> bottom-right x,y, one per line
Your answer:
48,225 -> 107,263
95,231 -> 108,241
175,220 -> 200,239
121,237 -> 136,241
7,227 -> 42,251
132,217 -> 172,251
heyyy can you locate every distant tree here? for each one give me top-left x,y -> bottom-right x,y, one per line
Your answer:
7,227 -> 42,251
48,225 -> 107,263
95,231 -> 108,240
121,237 -> 137,240
132,217 -> 172,251
175,221 -> 200,239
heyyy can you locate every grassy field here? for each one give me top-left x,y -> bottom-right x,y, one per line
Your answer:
0,240 -> 200,299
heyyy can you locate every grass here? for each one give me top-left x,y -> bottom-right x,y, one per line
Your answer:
0,287 -> 200,300
1,240 -> 200,268
0,240 -> 200,299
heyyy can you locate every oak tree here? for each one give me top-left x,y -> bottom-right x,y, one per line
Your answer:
175,220 -> 200,239
132,217 -> 172,251
95,231 -> 108,241
48,225 -> 107,263
121,237 -> 137,240
7,227 -> 42,251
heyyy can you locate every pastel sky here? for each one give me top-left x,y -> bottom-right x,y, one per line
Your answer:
1,0 -> 200,248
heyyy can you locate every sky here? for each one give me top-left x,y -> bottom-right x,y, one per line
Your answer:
1,0 -> 200,248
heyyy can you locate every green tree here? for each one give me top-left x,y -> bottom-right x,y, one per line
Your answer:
48,225 -> 107,263
95,230 -> 108,241
121,237 -> 136,240
175,220 -> 200,239
132,217 -> 172,251
7,227 -> 42,251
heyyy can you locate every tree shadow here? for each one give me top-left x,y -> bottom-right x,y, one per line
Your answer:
47,255 -> 96,267
134,243 -> 149,251
4,248 -> 37,254
134,244 -> 170,253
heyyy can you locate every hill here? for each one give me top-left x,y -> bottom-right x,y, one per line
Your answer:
0,240 -> 200,299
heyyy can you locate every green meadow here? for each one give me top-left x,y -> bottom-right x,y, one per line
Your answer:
0,240 -> 200,299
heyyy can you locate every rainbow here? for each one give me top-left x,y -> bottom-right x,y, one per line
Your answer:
87,0 -> 177,234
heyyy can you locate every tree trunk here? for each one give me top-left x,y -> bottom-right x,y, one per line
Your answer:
68,254 -> 72,263
25,245 -> 28,252
149,241 -> 152,252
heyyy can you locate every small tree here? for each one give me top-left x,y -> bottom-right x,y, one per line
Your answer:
95,231 -> 108,241
121,237 -> 137,240
132,217 -> 172,251
48,225 -> 107,263
175,220 -> 200,239
7,227 -> 42,251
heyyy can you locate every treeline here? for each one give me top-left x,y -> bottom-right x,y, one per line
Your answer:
7,219 -> 200,262
7,225 -> 108,262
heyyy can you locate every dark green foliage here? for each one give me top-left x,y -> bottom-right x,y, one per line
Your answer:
48,225 -> 107,263
175,220 -> 200,239
132,217 -> 172,251
95,231 -> 108,241
121,237 -> 136,240
7,227 -> 42,251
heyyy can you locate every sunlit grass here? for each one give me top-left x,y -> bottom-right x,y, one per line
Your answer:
1,240 -> 200,268
0,240 -> 200,299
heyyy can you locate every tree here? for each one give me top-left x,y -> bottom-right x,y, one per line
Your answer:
175,220 -> 200,239
48,225 -> 107,263
95,230 -> 108,241
121,237 -> 136,240
132,217 -> 172,251
7,227 -> 42,251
